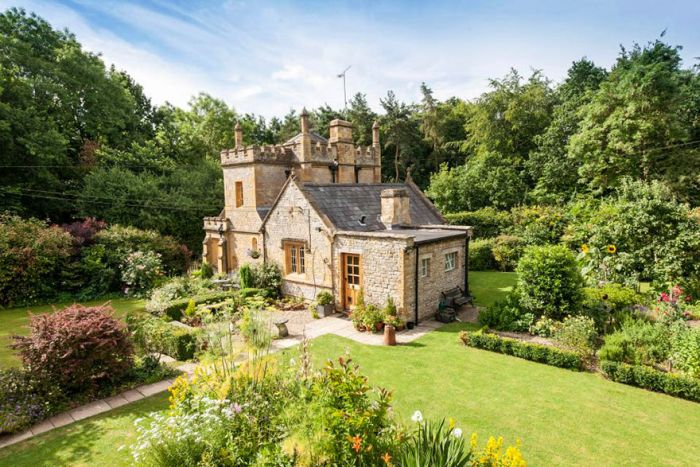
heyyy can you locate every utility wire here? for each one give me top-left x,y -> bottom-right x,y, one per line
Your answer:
0,188 -> 215,213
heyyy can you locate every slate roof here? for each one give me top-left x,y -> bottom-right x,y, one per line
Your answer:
284,131 -> 328,146
300,183 -> 445,232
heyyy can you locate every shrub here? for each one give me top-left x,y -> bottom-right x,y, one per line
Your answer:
61,217 -> 107,248
469,238 -> 496,271
249,262 -> 282,296
492,235 -> 525,271
0,214 -> 73,306
145,276 -> 216,315
670,324 -> 700,378
199,261 -> 214,279
157,290 -> 238,320
509,205 -> 566,246
459,330 -> 583,370
529,316 -> 561,337
554,316 -> 598,358
478,293 -> 533,332
121,250 -> 164,296
12,305 -> 133,394
516,244 -> 584,320
362,304 -> 386,331
444,207 -> 511,239
127,313 -> 199,360
598,319 -> 670,366
601,361 -> 700,403
582,283 -> 646,331
316,290 -> 334,306
0,368 -> 64,434
239,264 -> 253,288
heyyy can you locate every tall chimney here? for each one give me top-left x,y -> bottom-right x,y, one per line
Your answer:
299,108 -> 312,180
234,121 -> 243,149
380,188 -> 411,229
329,119 -> 354,182
372,120 -> 381,182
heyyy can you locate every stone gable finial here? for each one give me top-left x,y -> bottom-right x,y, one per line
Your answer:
234,121 -> 243,148
372,120 -> 380,147
405,166 -> 413,183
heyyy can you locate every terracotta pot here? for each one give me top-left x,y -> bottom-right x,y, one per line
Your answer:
374,322 -> 384,332
383,324 -> 396,346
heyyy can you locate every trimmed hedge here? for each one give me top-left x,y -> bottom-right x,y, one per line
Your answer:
127,313 -> 200,360
601,361 -> 700,403
459,330 -> 583,370
469,238 -> 496,270
162,290 -> 238,320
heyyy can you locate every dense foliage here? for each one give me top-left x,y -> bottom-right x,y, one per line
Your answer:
11,304 -> 134,394
601,361 -> 700,403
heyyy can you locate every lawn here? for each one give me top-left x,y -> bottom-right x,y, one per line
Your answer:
0,393 -> 169,466
0,297 -> 145,369
290,326 -> 700,466
470,270 -> 516,307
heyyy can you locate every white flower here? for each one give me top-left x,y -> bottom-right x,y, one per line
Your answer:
452,428 -> 463,438
411,410 -> 423,423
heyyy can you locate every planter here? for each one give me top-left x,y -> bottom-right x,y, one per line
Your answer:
374,322 -> 385,333
383,324 -> 396,346
316,303 -> 335,318
406,321 -> 415,330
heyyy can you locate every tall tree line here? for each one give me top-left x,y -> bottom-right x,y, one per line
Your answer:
2,7 -> 699,254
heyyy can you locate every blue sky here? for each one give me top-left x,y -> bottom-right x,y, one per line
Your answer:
4,0 -> 700,117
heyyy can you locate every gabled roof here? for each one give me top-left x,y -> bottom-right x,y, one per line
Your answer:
283,131 -> 328,146
300,183 -> 445,232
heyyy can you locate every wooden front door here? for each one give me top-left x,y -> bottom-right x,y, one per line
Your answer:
342,253 -> 362,309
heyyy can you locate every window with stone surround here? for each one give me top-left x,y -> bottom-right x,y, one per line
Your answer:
284,241 -> 305,275
444,251 -> 457,272
420,257 -> 431,278
235,181 -> 244,207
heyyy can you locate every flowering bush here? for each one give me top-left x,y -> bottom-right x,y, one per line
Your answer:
12,304 -> 134,394
0,369 -> 64,434
61,217 -> 107,249
0,214 -> 73,306
121,250 -> 164,295
554,316 -> 598,359
397,412 -> 526,467
597,319 -> 670,367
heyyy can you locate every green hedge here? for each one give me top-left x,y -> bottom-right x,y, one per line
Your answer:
162,290 -> 238,320
127,313 -> 200,360
444,208 -> 511,239
601,361 -> 700,403
459,330 -> 583,370
469,238 -> 496,271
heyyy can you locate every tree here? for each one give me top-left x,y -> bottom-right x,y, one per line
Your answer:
527,59 -> 607,203
346,93 -> 377,146
379,91 -> 424,182
570,41 -> 700,200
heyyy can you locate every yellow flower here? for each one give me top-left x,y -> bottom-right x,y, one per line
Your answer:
448,417 -> 456,429
581,244 -> 590,254
381,452 -> 392,465
607,244 -> 617,254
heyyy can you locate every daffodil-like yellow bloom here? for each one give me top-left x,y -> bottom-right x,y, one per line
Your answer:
581,244 -> 590,254
607,244 -> 617,254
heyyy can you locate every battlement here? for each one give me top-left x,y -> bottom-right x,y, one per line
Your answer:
355,145 -> 378,166
220,144 -> 295,166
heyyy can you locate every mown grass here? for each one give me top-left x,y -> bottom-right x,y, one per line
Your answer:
469,271 -> 516,307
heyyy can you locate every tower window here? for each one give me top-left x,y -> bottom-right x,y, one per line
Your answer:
235,181 -> 244,207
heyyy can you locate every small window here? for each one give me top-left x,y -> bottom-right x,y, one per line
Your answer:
420,257 -> 431,278
445,252 -> 457,272
251,237 -> 258,250
284,242 -> 306,275
235,181 -> 244,207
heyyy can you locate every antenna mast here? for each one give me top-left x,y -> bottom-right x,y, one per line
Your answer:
337,65 -> 351,109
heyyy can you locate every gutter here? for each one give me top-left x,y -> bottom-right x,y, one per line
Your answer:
464,235 -> 470,297
414,244 -> 419,325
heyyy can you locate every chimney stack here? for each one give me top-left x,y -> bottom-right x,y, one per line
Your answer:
234,121 -> 243,149
299,108 -> 312,180
380,188 -> 411,229
372,120 -> 381,182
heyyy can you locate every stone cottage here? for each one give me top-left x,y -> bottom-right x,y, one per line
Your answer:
203,109 -> 472,323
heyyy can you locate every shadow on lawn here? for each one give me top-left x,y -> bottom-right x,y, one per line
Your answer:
3,400 -> 158,466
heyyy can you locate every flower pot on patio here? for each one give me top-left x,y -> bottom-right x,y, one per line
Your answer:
374,322 -> 384,333
383,324 -> 396,346
316,303 -> 335,318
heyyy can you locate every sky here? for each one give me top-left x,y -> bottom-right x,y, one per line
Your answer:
4,0 -> 700,117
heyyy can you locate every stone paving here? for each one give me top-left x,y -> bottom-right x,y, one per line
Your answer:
0,306 -> 477,450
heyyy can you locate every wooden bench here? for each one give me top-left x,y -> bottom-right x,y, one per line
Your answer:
441,286 -> 471,309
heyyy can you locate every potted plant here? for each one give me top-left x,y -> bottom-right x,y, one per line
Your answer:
382,296 -> 405,331
315,291 -> 335,317
362,305 -> 384,333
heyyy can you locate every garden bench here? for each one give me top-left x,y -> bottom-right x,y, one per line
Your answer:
273,317 -> 289,338
440,286 -> 471,309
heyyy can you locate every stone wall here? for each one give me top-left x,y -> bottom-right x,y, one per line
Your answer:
333,233 -> 410,314
405,237 -> 467,322
263,181 -> 333,300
